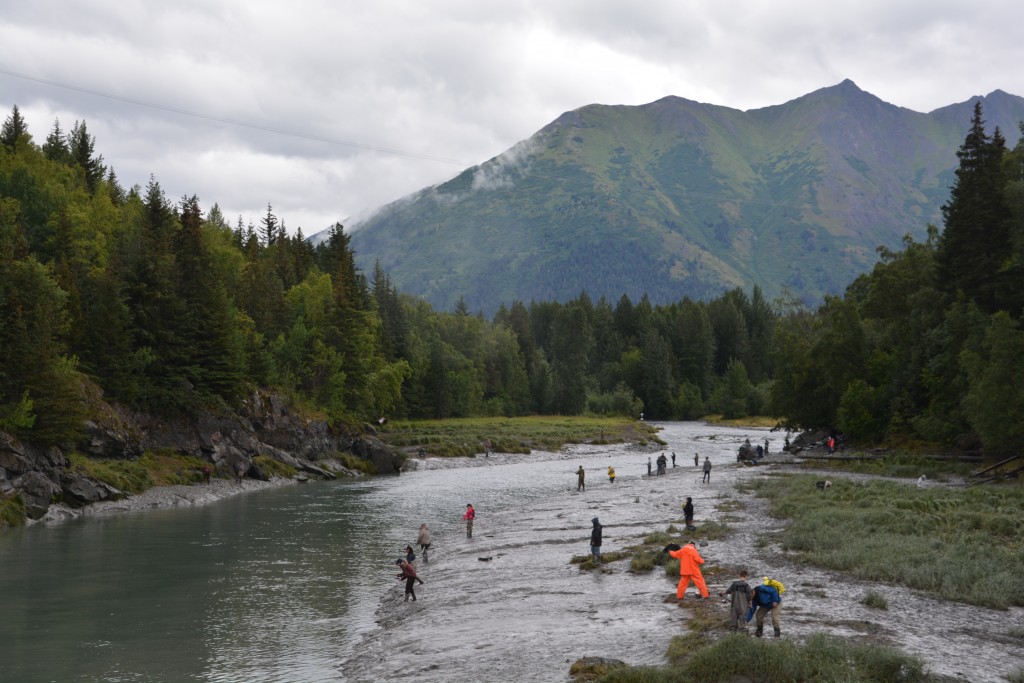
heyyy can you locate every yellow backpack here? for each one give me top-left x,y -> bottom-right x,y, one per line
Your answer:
763,577 -> 786,594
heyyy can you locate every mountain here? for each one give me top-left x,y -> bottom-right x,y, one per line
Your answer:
336,80 -> 1024,314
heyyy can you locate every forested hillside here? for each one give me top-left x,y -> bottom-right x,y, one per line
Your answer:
1,101 -> 1022,459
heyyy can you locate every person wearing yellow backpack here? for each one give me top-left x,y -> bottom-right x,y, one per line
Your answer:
750,577 -> 785,638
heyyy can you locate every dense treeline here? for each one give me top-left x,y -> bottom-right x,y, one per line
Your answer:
1,102 -> 1021,455
772,103 -> 1024,455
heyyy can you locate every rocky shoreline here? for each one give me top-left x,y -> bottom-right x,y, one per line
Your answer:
34,474 -> 297,524
1,389 -> 404,526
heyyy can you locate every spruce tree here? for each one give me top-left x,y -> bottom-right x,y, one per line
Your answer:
68,120 -> 105,194
43,119 -> 69,163
1,104 -> 30,150
937,102 -> 1012,313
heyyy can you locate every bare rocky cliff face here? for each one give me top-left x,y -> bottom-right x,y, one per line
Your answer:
0,390 -> 403,522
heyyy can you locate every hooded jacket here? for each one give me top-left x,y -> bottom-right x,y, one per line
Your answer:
668,543 -> 704,575
590,518 -> 603,546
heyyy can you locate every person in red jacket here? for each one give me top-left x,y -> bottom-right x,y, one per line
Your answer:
668,541 -> 709,600
395,558 -> 423,601
462,503 -> 475,538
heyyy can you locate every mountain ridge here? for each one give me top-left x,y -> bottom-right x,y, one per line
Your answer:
328,81 -> 1024,314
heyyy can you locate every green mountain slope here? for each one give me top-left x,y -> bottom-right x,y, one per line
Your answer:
343,80 -> 1024,313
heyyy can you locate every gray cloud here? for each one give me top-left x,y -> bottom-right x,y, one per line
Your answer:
2,0 -> 1022,235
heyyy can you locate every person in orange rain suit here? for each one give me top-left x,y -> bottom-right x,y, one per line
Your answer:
669,541 -> 709,600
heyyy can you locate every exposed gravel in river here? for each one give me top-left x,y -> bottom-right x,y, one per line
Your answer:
343,423 -> 1024,683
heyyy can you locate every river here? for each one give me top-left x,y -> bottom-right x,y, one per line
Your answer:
2,422 -> 1020,682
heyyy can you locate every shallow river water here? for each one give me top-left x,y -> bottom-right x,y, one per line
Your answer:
2,422 -> 1021,682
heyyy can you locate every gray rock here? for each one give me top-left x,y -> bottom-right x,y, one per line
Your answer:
60,473 -> 123,506
0,449 -> 30,475
12,471 -> 60,519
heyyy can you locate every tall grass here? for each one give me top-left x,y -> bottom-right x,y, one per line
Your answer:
746,475 -> 1024,609
68,450 -> 213,494
673,633 -> 930,683
378,416 -> 663,457
803,451 -> 977,480
592,620 -> 933,682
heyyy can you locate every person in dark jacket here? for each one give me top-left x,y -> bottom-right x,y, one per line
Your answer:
702,456 -> 712,483
719,569 -> 752,633
750,579 -> 782,638
590,517 -> 603,563
682,497 -> 694,529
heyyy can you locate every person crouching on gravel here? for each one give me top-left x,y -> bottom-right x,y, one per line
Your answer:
750,577 -> 784,638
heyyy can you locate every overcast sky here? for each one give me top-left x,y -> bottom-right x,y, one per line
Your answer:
2,1 -> 1022,235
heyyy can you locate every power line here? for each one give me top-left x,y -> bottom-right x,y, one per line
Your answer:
0,67 -> 470,166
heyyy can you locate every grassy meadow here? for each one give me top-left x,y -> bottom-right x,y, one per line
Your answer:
378,415 -> 664,457
742,474 -> 1024,609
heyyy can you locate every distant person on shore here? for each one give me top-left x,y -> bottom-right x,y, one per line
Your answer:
590,517 -> 603,564
702,456 -> 712,483
720,569 -> 752,633
417,523 -> 431,563
395,558 -> 423,602
577,466 -> 586,491
682,496 -> 694,529
667,541 -> 709,600
462,503 -> 475,538
750,577 -> 784,638
608,466 -> 616,483
235,460 -> 247,484
694,452 -> 699,467
671,452 -> 676,468
201,464 -> 212,484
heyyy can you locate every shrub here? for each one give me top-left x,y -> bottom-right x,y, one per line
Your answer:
0,495 -> 27,528
338,453 -> 377,475
252,455 -> 298,479
862,589 -> 889,610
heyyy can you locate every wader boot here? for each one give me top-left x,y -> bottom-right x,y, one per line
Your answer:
773,628 -> 781,639
755,627 -> 763,638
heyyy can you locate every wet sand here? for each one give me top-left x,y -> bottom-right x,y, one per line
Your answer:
344,424 -> 1024,682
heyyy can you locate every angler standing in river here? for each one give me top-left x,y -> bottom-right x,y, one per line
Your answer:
576,466 -> 586,491
590,517 -> 603,564
462,503 -> 475,538
417,523 -> 431,563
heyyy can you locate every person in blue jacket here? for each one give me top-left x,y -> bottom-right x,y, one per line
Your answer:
748,578 -> 783,638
